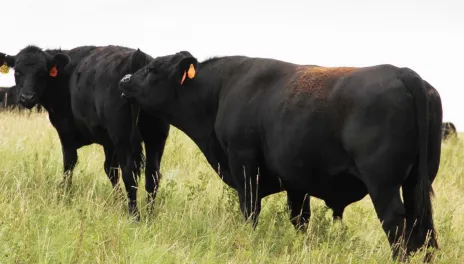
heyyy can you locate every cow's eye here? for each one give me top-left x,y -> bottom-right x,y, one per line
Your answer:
145,67 -> 155,74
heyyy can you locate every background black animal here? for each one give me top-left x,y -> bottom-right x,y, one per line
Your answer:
119,51 -> 441,261
442,122 -> 457,140
0,85 -> 43,112
0,46 -> 170,220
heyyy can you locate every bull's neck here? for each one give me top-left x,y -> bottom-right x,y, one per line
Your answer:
166,59 -> 237,169
168,66 -> 221,152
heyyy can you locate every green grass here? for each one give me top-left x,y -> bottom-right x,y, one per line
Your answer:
0,110 -> 463,264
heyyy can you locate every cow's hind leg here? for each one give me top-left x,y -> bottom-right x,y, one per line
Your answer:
139,115 -> 169,215
286,190 -> 311,231
115,142 -> 140,221
103,145 -> 124,200
104,145 -> 120,188
228,149 -> 262,229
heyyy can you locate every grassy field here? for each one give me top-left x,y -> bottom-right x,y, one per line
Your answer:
0,110 -> 463,264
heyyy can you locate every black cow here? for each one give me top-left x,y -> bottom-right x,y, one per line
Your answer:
442,122 -> 457,140
0,86 -> 20,109
119,52 -> 441,261
0,46 -> 170,219
0,85 -> 43,112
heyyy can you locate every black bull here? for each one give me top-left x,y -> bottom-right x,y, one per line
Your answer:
119,52 -> 442,261
0,46 -> 170,219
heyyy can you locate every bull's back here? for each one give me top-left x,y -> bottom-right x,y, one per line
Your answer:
263,65 -> 418,183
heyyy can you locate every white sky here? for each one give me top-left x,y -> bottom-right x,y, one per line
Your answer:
1,0 -> 463,130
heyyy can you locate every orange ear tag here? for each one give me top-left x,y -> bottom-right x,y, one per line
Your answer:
49,65 -> 58,77
0,62 -> 9,74
180,70 -> 187,85
187,64 -> 196,79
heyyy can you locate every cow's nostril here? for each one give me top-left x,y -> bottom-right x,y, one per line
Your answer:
20,93 -> 35,102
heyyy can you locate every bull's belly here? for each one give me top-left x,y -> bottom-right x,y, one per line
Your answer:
265,140 -> 355,192
268,157 -> 367,205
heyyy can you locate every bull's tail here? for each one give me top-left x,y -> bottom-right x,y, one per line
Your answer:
130,104 -> 145,178
423,80 -> 443,191
398,68 -> 438,247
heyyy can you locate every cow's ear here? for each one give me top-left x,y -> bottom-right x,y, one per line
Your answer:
47,53 -> 70,77
4,54 -> 16,67
0,53 -> 15,74
176,53 -> 198,86
50,53 -> 70,71
130,49 -> 148,73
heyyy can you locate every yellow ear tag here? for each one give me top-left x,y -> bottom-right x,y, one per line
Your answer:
187,64 -> 195,79
0,62 -> 9,74
180,70 -> 187,85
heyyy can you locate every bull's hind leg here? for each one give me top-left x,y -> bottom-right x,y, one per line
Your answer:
228,148 -> 262,229
366,184 -> 407,260
286,190 -> 311,231
356,155 -> 437,261
357,160 -> 412,261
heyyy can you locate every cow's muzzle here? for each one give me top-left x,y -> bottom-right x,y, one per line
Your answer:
19,92 -> 37,109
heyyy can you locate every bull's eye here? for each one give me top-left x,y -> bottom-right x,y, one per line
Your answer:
145,67 -> 156,74
37,71 -> 46,77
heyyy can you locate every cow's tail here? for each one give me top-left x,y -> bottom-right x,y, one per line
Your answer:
398,68 -> 437,246
130,104 -> 145,178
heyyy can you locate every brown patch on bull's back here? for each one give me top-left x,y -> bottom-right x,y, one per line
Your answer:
292,66 -> 358,98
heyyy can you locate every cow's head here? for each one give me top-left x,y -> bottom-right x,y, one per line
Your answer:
119,51 -> 198,113
0,46 -> 70,109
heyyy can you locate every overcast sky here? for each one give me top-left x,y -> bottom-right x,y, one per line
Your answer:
1,0 -> 462,130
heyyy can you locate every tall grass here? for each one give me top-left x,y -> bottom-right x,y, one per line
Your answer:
0,110 -> 463,263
